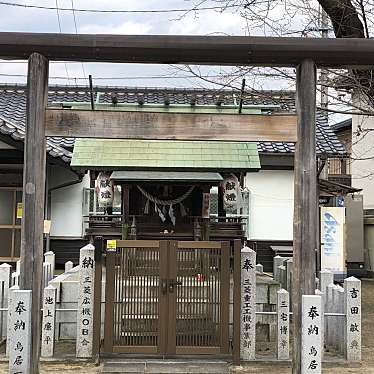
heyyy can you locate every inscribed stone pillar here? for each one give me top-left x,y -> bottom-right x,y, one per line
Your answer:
44,251 -> 55,279
273,256 -> 284,282
41,285 -> 56,357
277,289 -> 289,360
6,285 -> 19,357
8,290 -> 32,374
240,246 -> 256,361
65,261 -> 74,273
344,277 -> 361,362
76,244 -> 95,358
0,263 -> 11,338
301,295 -> 322,374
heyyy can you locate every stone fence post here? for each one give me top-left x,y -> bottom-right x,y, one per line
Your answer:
65,261 -> 74,273
240,246 -> 256,361
344,276 -> 361,362
326,284 -> 335,347
337,286 -> 344,355
44,251 -> 55,279
42,262 -> 52,289
319,270 -> 333,301
273,256 -> 283,282
256,264 -> 263,274
76,244 -> 95,358
0,263 -> 11,338
286,259 -> 293,293
11,272 -> 19,287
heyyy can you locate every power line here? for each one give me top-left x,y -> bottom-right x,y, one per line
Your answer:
70,0 -> 86,79
0,1 -> 238,14
55,0 -> 70,80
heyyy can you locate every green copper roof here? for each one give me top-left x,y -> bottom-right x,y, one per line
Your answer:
71,139 -> 260,171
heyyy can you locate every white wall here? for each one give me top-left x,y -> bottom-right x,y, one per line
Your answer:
245,170 -> 294,240
49,166 -> 90,237
352,93 -> 374,210
0,140 -> 15,149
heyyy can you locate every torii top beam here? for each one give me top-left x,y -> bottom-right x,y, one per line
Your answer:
0,32 -> 373,68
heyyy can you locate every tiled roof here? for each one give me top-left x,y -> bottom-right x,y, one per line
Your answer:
0,84 -> 347,163
331,118 -> 352,133
71,139 -> 260,170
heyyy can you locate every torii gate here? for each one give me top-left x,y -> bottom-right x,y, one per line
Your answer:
1,33 -> 373,374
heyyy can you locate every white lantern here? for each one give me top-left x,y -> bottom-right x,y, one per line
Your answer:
96,172 -> 114,208
222,174 -> 240,212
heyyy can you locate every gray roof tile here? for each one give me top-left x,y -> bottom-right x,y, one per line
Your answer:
0,84 -> 347,163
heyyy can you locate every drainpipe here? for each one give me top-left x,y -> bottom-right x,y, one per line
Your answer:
45,172 -> 84,253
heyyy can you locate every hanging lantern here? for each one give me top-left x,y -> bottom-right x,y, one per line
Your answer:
96,172 -> 114,208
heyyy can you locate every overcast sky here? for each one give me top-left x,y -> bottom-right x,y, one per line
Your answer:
0,0 -> 269,89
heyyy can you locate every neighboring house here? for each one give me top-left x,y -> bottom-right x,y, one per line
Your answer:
0,84 -> 349,269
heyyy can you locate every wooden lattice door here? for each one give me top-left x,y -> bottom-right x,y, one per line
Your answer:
103,240 -> 230,355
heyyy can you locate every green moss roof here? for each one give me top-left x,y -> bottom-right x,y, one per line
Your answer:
71,139 -> 260,171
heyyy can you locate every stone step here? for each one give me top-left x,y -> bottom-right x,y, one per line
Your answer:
101,359 -> 230,374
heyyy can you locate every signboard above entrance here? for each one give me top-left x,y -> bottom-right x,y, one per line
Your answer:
45,108 -> 297,142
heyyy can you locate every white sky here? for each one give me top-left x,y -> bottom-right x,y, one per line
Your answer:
0,0 -> 351,124
0,0 -> 261,88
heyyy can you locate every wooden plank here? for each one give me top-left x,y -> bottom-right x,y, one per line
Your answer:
45,109 -> 297,142
166,241 -> 177,355
292,59 -> 318,374
103,251 -> 115,353
175,347 -> 221,354
0,173 -> 23,187
116,239 -> 159,248
0,33 -> 373,67
113,346 -> 158,354
0,256 -> 20,262
220,241 -> 230,354
178,241 -> 222,249
233,239 -> 242,364
18,53 -> 49,374
158,241 -> 168,355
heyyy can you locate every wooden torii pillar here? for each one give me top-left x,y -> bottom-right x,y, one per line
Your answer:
19,52 -> 49,374
292,59 -> 318,374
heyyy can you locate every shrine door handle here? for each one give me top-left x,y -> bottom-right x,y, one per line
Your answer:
168,280 -> 182,293
161,279 -> 168,295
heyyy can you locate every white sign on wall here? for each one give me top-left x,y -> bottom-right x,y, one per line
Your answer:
320,207 -> 345,275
